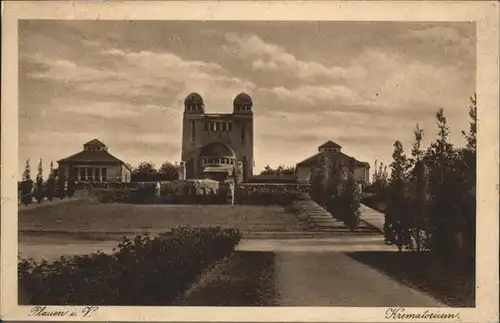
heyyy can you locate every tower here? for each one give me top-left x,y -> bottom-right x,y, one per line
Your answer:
180,92 -> 254,182
232,92 -> 254,181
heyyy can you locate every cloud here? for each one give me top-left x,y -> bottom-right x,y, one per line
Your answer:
25,54 -> 112,83
22,47 -> 256,118
57,101 -> 141,119
223,33 -> 366,82
18,21 -> 476,178
258,85 -> 361,106
398,24 -> 476,60
403,25 -> 471,45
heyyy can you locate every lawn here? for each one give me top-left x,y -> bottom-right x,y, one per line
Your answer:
175,251 -> 277,306
18,199 -> 305,262
346,251 -> 475,307
19,199 -> 305,233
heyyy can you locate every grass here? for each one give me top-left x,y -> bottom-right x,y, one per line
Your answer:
175,251 -> 277,306
346,251 -> 475,307
19,199 -> 304,233
18,199 -> 304,262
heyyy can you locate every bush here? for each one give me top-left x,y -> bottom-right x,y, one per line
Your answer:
66,178 -> 76,197
327,173 -> 361,231
93,180 -> 232,205
55,176 -> 66,199
234,185 -> 300,205
20,179 -> 33,206
34,183 -> 44,204
19,227 -> 242,305
45,177 -> 56,201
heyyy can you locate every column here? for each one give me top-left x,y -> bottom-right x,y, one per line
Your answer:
95,168 -> 101,182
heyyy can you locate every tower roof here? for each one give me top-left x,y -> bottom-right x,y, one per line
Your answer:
184,92 -> 204,106
233,92 -> 253,107
84,139 -> 106,146
319,140 -> 342,149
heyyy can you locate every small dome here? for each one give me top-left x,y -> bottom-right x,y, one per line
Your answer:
233,92 -> 253,108
200,142 -> 236,158
184,92 -> 204,106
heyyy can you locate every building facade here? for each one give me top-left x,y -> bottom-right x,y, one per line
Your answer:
295,140 -> 370,187
181,92 -> 254,182
57,139 -> 131,183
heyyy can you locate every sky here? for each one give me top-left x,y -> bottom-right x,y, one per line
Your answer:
18,20 -> 476,179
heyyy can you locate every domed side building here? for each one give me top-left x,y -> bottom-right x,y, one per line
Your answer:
180,92 -> 254,183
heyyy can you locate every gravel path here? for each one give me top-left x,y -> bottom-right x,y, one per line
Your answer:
274,251 -> 445,307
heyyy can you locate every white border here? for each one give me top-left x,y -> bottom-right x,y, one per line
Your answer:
2,1 -> 499,322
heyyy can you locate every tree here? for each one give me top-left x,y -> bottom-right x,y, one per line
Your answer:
371,160 -> 389,212
310,155 -> 342,209
34,159 -> 44,203
407,124 -> 429,251
338,172 -> 362,231
20,159 -> 33,206
45,161 -> 56,201
136,161 -> 156,173
56,173 -> 66,199
159,161 -> 179,181
386,140 -> 411,251
455,94 -> 477,259
22,159 -> 31,181
425,108 -> 459,256
132,162 -> 158,182
372,160 -> 379,184
281,166 -> 295,175
260,165 -> 295,176
67,175 -> 76,198
260,165 -> 274,175
462,93 -> 477,152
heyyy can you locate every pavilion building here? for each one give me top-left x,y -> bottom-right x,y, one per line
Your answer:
295,140 -> 370,187
57,139 -> 131,183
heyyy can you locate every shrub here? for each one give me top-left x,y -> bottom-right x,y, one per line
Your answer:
18,227 -> 242,305
328,173 -> 361,231
55,174 -> 67,199
234,185 -> 299,205
45,177 -> 56,201
66,178 -> 76,197
20,179 -> 34,206
91,187 -> 138,203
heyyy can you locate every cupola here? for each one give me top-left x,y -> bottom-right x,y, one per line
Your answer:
233,92 -> 253,114
184,92 -> 205,114
318,140 -> 341,153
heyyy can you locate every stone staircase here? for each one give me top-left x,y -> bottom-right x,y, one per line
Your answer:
291,193 -> 380,234
292,193 -> 341,231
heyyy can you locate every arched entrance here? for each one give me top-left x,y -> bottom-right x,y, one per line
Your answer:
199,142 -> 237,181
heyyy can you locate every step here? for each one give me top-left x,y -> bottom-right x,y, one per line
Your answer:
308,215 -> 334,220
309,218 -> 336,223
314,222 -> 345,228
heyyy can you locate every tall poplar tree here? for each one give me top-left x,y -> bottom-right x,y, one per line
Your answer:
408,124 -> 429,251
20,159 -> 33,206
426,108 -> 457,255
387,140 -> 411,251
45,161 -> 56,201
34,159 -> 44,203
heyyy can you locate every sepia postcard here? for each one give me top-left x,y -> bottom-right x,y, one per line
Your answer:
1,1 -> 499,322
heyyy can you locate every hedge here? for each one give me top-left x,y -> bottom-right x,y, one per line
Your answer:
234,187 -> 300,206
19,227 -> 242,305
92,180 -> 232,205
